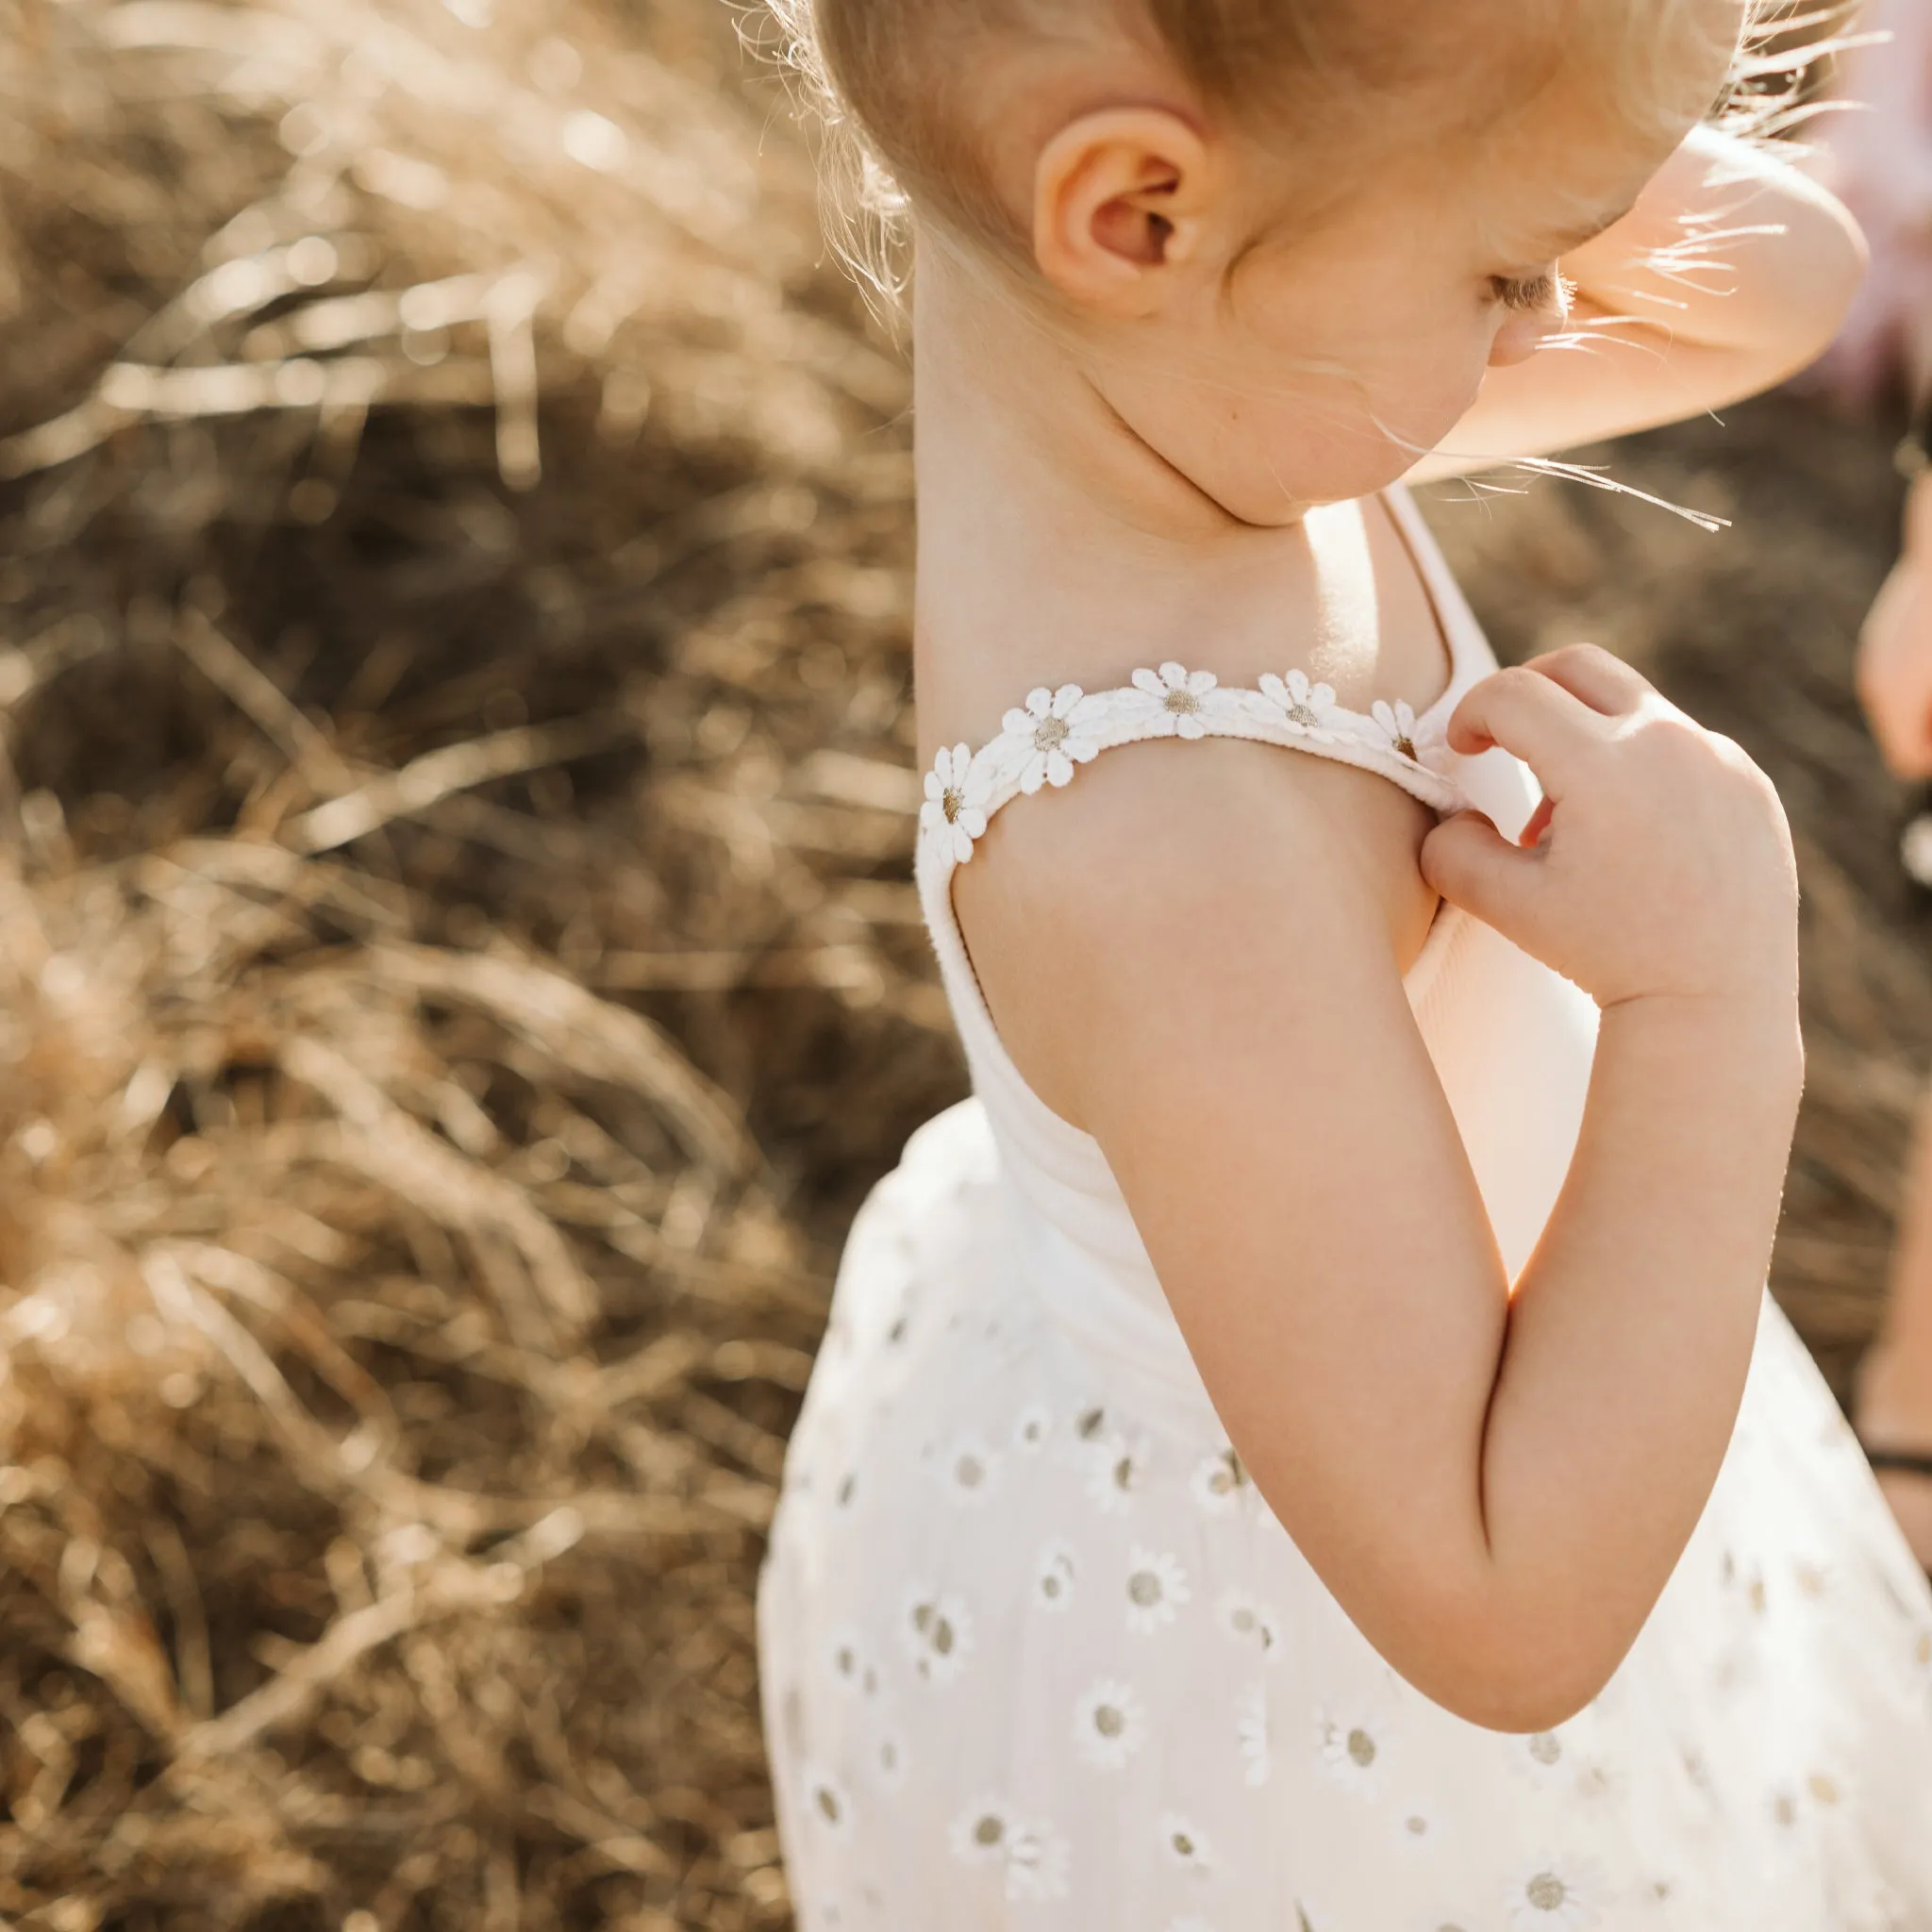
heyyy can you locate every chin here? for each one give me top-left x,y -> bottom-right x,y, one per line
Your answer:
1226,442 -> 1425,520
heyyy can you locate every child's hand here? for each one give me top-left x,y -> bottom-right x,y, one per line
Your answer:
1420,645 -> 1798,1015
1857,475 -> 1932,780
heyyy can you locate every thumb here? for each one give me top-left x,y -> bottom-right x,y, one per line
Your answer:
1419,809 -> 1546,933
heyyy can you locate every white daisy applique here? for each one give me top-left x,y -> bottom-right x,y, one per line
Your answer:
1011,1401 -> 1052,1455
1504,1855 -> 1604,1931
1083,1428 -> 1151,1515
825,1627 -> 865,1691
1390,1798 -> 1442,1857
901,1587 -> 974,1685
1236,1681 -> 1271,1788
805,1765 -> 853,1834
1372,696 -> 1421,762
1004,683 -> 1101,792
1215,1588 -> 1282,1662
940,1431 -> 1000,1508
873,1723 -> 908,1789
1570,1749 -> 1625,1807
1258,668 -> 1342,741
1127,661 -> 1220,740
949,1795 -> 1073,1901
1074,1678 -> 1150,1769
1315,1701 -> 1395,1797
949,1795 -> 1019,1870
1032,1540 -> 1078,1614
1006,1818 -> 1073,1903
1158,1813 -> 1214,1877
1513,1727 -> 1568,1784
921,741 -> 991,863
1124,1546 -> 1191,1634
1190,1445 -> 1253,1517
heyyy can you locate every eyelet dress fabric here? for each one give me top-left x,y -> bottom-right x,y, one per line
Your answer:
758,488 -> 1932,1932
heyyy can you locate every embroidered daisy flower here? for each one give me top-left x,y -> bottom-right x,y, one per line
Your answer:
1190,1445 -> 1252,1516
1570,1751 -> 1625,1806
1316,1702 -> 1395,1797
1236,1682 -> 1271,1788
1391,1799 -> 1442,1857
1504,1856 -> 1603,1931
1791,1556 -> 1832,1599
941,1431 -> 1000,1507
1033,1540 -> 1077,1613
921,742 -> 991,862
1258,668 -> 1342,741
1216,1589 -> 1281,1660
1512,1728 -> 1567,1782
826,1627 -> 865,1690
1083,1429 -> 1150,1515
1006,1818 -> 1073,1902
1003,684 -> 1101,793
901,1587 -> 974,1685
1074,1678 -> 1150,1769
805,1766 -> 853,1833
1372,697 -> 1421,761
949,1795 -> 1019,1868
1128,661 -> 1219,740
1011,1402 -> 1052,1454
874,1725 -> 908,1789
1124,1546 -> 1191,1634
1158,1813 -> 1214,1876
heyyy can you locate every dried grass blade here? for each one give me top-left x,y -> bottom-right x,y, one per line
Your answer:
373,942 -> 753,1177
275,1048 -> 596,1341
285,718 -> 623,855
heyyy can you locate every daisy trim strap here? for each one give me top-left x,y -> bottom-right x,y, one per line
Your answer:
917,661 -> 1468,869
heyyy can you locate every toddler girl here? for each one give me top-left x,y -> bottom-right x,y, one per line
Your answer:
756,2 -> 1932,1924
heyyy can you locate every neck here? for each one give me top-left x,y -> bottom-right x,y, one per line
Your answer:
911,239 -> 1357,755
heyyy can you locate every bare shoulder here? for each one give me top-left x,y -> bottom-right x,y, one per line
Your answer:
951,734 -> 1440,1130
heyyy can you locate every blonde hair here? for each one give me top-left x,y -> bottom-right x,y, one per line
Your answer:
760,0 -> 1832,306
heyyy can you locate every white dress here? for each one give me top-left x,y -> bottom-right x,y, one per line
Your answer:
758,489 -> 1932,1932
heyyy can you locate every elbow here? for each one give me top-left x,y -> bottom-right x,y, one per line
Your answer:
1391,1604 -> 1629,1736
1427,1661 -> 1615,1738
1765,187 -> 1872,385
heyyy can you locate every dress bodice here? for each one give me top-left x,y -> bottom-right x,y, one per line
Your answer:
911,487 -> 1600,1424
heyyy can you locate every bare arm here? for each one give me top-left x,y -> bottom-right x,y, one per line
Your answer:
1409,124 -> 1866,482
964,649 -> 1800,1730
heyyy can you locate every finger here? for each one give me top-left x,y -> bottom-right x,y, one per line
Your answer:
1892,710 -> 1932,784
1419,809 -> 1546,934
1443,665 -> 1604,779
1518,795 -> 1555,849
1523,642 -> 1653,718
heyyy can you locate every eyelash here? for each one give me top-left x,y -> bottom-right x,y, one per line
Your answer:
1490,272 -> 1559,313
1489,270 -> 1574,316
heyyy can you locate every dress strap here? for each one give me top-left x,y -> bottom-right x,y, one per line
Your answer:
915,661 -> 1472,876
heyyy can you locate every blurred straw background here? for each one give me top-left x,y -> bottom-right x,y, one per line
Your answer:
0,2 -> 1920,1927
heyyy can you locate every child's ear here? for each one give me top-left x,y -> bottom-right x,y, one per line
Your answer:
1032,108 -> 1217,317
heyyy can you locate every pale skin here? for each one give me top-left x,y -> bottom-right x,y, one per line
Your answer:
917,2 -> 1860,1729
1851,469 -> 1932,1568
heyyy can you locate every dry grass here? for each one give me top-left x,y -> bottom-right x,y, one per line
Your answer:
0,4 -> 1922,1929
0,4 -> 941,1925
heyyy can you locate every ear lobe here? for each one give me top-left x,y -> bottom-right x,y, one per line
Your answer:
1033,108 -> 1214,317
